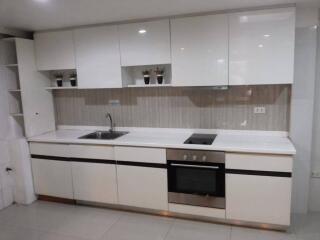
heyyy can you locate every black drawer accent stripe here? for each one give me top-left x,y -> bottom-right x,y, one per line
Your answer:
31,155 -> 116,164
226,169 -> 292,178
31,154 -> 70,161
117,161 -> 167,169
70,158 -> 116,164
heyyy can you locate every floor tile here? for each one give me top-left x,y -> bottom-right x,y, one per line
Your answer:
0,224 -> 39,240
165,219 -> 231,240
100,212 -> 174,240
230,226 -> 296,240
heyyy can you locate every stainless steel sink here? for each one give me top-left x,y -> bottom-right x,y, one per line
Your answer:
79,131 -> 128,140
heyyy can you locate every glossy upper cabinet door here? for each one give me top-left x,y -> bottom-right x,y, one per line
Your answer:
34,30 -> 76,70
171,14 -> 228,86
74,26 -> 122,88
229,8 -> 295,85
119,20 -> 171,66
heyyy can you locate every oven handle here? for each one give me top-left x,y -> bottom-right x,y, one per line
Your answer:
170,163 -> 220,169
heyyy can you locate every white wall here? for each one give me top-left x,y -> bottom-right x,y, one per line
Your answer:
290,7 -> 319,213
309,12 -> 320,212
0,66 -> 15,209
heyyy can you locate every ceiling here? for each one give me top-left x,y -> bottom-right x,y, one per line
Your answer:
0,0 -> 319,31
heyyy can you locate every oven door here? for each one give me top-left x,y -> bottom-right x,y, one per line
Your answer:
168,160 -> 225,209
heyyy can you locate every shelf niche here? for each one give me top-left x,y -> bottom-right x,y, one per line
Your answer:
122,64 -> 171,88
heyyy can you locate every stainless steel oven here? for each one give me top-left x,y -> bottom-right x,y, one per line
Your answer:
167,149 -> 225,209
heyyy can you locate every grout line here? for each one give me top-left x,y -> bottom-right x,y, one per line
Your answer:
163,218 -> 176,240
98,211 -> 127,238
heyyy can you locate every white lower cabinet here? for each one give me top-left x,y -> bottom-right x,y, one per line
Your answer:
226,174 -> 292,226
117,165 -> 168,210
31,158 -> 73,199
71,162 -> 118,204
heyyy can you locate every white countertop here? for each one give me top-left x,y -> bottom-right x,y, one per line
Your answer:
28,126 -> 296,155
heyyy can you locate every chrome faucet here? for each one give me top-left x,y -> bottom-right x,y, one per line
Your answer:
106,113 -> 114,132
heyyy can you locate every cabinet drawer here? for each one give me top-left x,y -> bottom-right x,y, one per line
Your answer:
169,203 -> 226,219
115,146 -> 166,164
69,144 -> 114,160
226,153 -> 293,172
29,142 -> 70,157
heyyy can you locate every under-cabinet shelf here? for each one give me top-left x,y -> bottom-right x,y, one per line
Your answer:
127,84 -> 172,88
8,89 -> 21,92
1,37 -> 16,42
3,63 -> 18,67
45,87 -> 78,90
11,113 -> 24,117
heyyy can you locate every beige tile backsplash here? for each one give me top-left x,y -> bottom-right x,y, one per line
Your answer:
53,85 -> 291,131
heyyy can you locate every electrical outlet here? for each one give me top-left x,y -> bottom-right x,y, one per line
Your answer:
311,171 -> 320,178
254,107 -> 266,114
109,99 -> 120,106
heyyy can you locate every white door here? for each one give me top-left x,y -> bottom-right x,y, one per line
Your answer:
226,173 -> 292,226
31,158 -> 73,199
229,7 -> 295,85
72,162 -> 118,204
119,20 -> 171,66
171,14 -> 228,86
74,26 -> 122,88
34,30 -> 76,70
117,165 -> 168,210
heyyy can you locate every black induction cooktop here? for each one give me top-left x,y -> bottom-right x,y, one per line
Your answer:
184,133 -> 217,145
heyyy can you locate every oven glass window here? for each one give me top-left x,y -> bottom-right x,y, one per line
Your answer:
174,167 -> 217,195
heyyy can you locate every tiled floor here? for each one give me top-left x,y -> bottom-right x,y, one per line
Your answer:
0,201 -> 319,240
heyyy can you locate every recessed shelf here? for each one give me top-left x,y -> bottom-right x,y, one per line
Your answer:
1,37 -> 16,42
3,64 -> 18,67
45,87 -> 78,90
127,84 -> 172,88
8,89 -> 21,92
11,113 -> 24,117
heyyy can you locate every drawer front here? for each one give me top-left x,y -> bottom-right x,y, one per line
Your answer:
29,142 -> 70,157
226,153 -> 293,172
69,144 -> 114,160
169,203 -> 226,219
115,146 -> 166,164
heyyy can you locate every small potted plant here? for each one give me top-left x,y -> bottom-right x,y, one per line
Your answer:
155,68 -> 164,84
54,72 -> 63,87
69,72 -> 77,87
142,70 -> 151,85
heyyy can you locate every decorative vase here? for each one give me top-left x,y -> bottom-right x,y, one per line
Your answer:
70,77 -> 77,87
144,75 -> 150,84
56,78 -> 63,87
157,74 -> 164,84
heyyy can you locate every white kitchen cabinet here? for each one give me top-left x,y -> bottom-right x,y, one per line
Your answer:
226,153 -> 293,226
16,39 -> 56,137
171,14 -> 228,86
71,162 -> 118,204
34,30 -> 76,70
74,26 -> 122,88
229,7 -> 295,85
117,165 -> 168,210
226,174 -> 292,226
31,158 -> 73,199
118,20 -> 171,66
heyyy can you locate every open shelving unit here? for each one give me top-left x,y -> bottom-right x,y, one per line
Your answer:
122,64 -> 172,88
0,37 -> 26,137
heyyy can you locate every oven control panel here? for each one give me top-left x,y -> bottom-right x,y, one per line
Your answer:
167,149 -> 225,164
